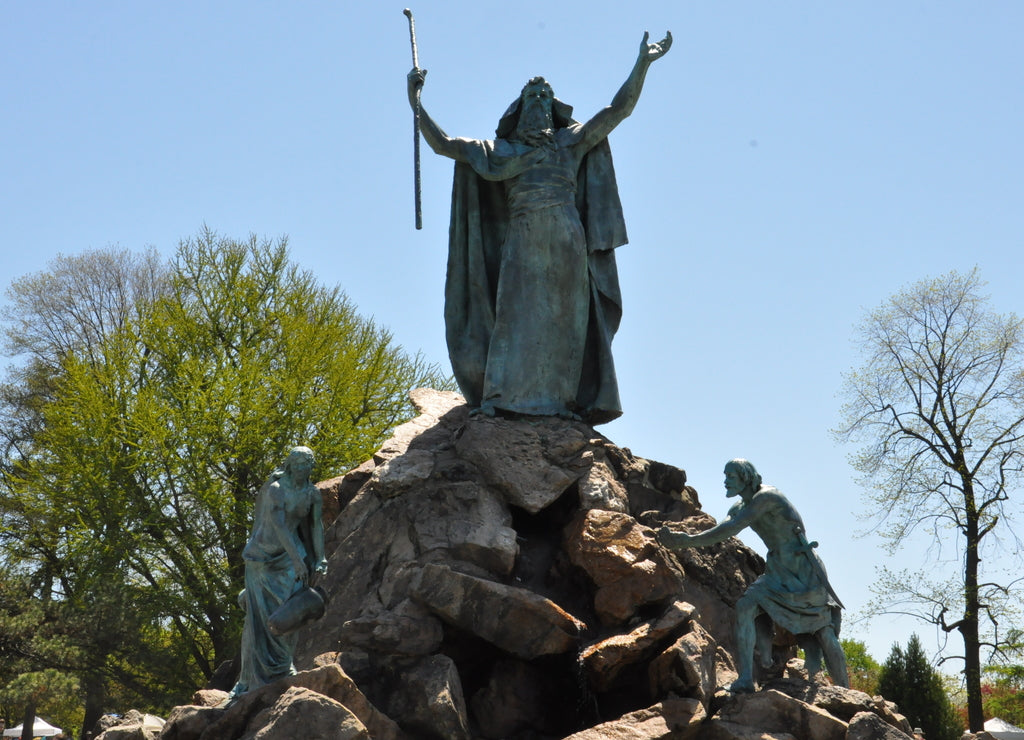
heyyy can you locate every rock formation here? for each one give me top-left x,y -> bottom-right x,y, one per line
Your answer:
159,388 -> 917,739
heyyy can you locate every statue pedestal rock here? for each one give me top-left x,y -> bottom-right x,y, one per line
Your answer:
158,390 -> 910,739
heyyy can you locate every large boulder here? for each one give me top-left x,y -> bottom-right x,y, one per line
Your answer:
713,689 -> 848,740
159,665 -> 405,740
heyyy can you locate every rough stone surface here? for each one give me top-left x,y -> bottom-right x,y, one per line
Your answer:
245,686 -> 369,740
159,664 -> 405,740
413,562 -> 586,658
564,508 -> 687,625
715,689 -> 848,740
580,600 -> 695,691
648,619 -> 720,708
578,457 -> 630,512
762,677 -> 912,732
846,711 -> 916,740
454,412 -> 590,513
94,709 -> 165,740
562,698 -> 707,739
375,654 -> 471,740
702,720 -> 798,739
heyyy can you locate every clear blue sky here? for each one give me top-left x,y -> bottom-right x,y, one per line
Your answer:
3,2 -> 1023,668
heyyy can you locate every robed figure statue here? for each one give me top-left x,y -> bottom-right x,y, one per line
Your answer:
407,32 -> 671,424
231,446 -> 328,696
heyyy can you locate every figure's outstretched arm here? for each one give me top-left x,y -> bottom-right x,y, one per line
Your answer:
407,68 -> 468,161
657,498 -> 757,551
578,31 -> 672,149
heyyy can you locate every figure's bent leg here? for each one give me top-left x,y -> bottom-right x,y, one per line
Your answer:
798,634 -> 823,678
754,613 -> 774,670
815,625 -> 849,688
729,593 -> 759,693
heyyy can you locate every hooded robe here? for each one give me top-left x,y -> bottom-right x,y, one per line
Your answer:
444,97 -> 627,424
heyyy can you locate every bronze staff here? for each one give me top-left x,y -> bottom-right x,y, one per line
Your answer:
403,8 -> 422,230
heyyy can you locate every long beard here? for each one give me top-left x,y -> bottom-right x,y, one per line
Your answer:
514,126 -> 555,148
513,103 -> 555,148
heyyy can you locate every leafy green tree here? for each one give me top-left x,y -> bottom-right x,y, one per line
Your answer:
878,635 -> 963,740
835,268 -> 1024,731
842,639 -> 882,695
0,231 -> 453,732
982,629 -> 1024,725
983,668 -> 1024,726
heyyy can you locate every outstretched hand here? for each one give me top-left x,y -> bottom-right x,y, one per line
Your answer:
656,524 -> 691,550
639,30 -> 672,63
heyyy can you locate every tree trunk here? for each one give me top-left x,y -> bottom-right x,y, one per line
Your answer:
80,676 -> 105,740
20,701 -> 35,740
963,483 -> 984,732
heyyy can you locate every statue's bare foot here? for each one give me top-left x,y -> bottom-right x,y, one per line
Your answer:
728,677 -> 756,694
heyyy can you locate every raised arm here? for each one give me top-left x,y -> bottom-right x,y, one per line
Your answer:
578,31 -> 672,150
407,68 -> 466,160
407,68 -> 547,180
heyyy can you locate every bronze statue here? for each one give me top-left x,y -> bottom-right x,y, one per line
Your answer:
231,446 -> 327,696
658,459 -> 849,692
407,32 -> 671,424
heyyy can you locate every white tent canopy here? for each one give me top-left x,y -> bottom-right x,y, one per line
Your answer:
985,717 -> 1024,740
3,717 -> 63,737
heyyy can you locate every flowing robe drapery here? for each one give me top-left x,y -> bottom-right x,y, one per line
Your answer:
233,477 -> 318,694
444,124 -> 627,424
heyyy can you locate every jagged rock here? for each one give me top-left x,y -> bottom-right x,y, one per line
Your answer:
846,711 -> 916,740
564,508 -> 685,625
370,449 -> 436,498
376,654 -> 470,740
578,457 -> 629,512
454,413 -> 590,513
648,619 -> 720,707
405,481 -> 518,575
93,709 -> 164,740
580,600 -> 695,691
702,720 -> 798,739
160,665 -> 405,740
316,474 -> 345,525
762,677 -> 912,732
412,562 -> 586,658
374,388 -> 466,464
714,689 -> 847,740
869,697 -> 914,735
244,686 -> 370,739
561,698 -> 707,739
160,705 -> 221,740
338,598 -> 444,655
191,689 -> 229,707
